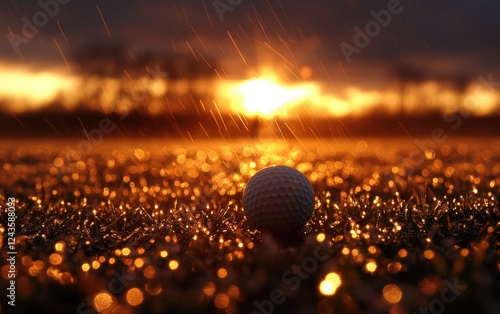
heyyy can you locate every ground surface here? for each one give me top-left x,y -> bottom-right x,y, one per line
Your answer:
0,138 -> 499,314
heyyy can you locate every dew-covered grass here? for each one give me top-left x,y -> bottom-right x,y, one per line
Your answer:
1,138 -> 499,314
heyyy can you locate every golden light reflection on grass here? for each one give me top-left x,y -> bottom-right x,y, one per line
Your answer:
94,291 -> 114,312
1,138 -> 499,312
203,282 -> 216,297
365,260 -> 378,273
49,253 -> 62,265
217,267 -> 228,279
82,263 -> 90,272
319,272 -> 341,296
214,293 -> 230,309
126,288 -> 144,306
169,260 -> 179,270
383,284 -> 403,304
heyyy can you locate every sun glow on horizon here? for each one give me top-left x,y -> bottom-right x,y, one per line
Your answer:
0,64 -> 76,111
218,76 -> 402,119
239,79 -> 315,117
221,77 -> 321,119
218,75 -> 500,119
0,63 -> 498,117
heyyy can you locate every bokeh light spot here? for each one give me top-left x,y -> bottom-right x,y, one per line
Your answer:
93,292 -> 113,312
169,260 -> 179,270
217,268 -> 228,279
214,293 -> 230,309
383,284 -> 402,304
319,272 -> 341,296
126,288 -> 144,306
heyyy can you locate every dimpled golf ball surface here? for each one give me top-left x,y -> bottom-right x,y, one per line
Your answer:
243,165 -> 314,235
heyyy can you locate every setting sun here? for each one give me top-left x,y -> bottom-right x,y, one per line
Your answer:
240,79 -> 307,117
221,77 -> 319,119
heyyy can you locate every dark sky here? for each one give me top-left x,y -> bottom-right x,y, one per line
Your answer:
1,0 -> 500,86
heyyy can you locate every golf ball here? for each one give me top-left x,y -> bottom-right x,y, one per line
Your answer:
243,165 -> 314,236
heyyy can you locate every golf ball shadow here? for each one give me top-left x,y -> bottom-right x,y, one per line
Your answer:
243,165 -> 315,241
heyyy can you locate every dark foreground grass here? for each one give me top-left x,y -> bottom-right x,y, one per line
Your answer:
0,138 -> 499,314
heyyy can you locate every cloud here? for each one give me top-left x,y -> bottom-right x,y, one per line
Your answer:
1,0 -> 499,86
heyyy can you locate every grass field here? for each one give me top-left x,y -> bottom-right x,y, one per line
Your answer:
1,138 -> 499,314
